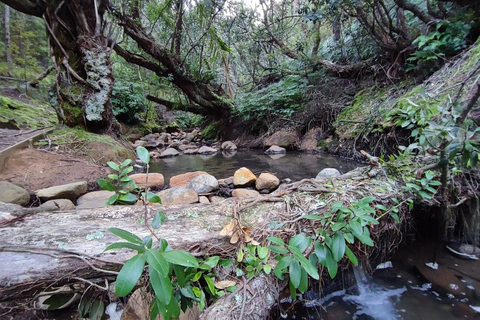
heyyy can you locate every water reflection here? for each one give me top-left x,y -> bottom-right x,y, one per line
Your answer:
149,150 -> 359,183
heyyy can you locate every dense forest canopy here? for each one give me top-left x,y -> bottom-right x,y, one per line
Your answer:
1,0 -> 479,135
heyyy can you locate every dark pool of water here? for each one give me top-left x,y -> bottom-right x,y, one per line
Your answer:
149,150 -> 360,183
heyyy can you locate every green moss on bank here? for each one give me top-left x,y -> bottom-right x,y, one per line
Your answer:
0,95 -> 57,129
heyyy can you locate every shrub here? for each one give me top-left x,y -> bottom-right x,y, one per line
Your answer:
111,81 -> 147,124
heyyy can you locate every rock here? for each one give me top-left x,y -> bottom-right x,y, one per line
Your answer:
160,148 -> 180,157
187,174 -> 219,193
315,168 -> 341,179
233,167 -> 257,187
0,181 -> 30,206
143,140 -> 162,148
218,177 -> 234,188
39,199 -> 75,211
264,145 -> 286,155
36,181 -> 88,201
198,146 -> 217,154
179,144 -> 198,151
183,148 -> 199,155
199,196 -> 210,204
264,131 -> 300,149
129,173 -> 165,188
221,141 -> 238,151
209,196 -> 225,203
232,189 -> 260,198
149,151 -> 161,159
158,187 -> 198,205
255,173 -> 280,191
143,133 -> 157,142
132,140 -> 147,148
185,131 -> 197,142
0,212 -> 15,224
416,263 -> 466,296
76,190 -> 115,209
300,127 -> 323,151
170,171 -> 208,188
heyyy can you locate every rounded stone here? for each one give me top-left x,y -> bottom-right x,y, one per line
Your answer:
158,187 -> 198,205
233,167 -> 257,187
187,174 -> 219,193
255,173 -> 280,191
0,181 -> 30,206
129,173 -> 165,188
315,168 -> 341,180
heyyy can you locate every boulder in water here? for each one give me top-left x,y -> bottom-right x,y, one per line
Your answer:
264,145 -> 286,155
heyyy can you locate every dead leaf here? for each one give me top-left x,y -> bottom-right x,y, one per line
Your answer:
230,231 -> 240,244
214,280 -> 236,290
219,220 -> 235,236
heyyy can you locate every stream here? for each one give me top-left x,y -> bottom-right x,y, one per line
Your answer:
149,150 -> 360,182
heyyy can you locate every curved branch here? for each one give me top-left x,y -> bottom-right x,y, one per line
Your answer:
0,0 -> 45,17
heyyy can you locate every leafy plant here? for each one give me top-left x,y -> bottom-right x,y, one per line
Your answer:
111,81 -> 147,124
97,159 -> 138,205
236,244 -> 272,279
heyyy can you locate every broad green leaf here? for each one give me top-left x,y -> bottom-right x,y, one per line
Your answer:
359,196 -> 375,205
263,264 -> 272,274
267,236 -> 285,246
219,259 -> 234,267
107,161 -> 120,171
353,227 -> 374,246
152,212 -> 165,229
203,256 -> 220,268
143,236 -> 152,249
298,267 -> 308,293
146,249 -> 169,277
288,245 -> 319,280
268,245 -> 289,254
274,256 -> 293,280
180,285 -> 197,300
375,204 -> 388,211
109,228 -> 143,244
137,146 -> 150,164
120,166 -> 134,176
329,233 -> 346,262
43,293 -> 77,310
192,271 -> 202,282
104,242 -> 145,253
349,219 -> 363,235
360,215 -> 380,225
118,193 -> 138,203
107,194 -> 119,205
203,275 -> 216,296
149,266 -> 172,305
90,299 -> 105,320
343,232 -> 354,244
115,254 -> 146,297
163,250 -> 199,268
315,242 -> 337,278
257,246 -> 269,260
289,234 -> 311,253
345,246 -> 358,266
97,179 -> 115,191
289,260 -> 301,288
120,176 -> 132,182
121,159 -> 133,167
107,174 -> 119,180
331,221 -> 346,231
146,192 -> 161,203
390,213 -> 400,223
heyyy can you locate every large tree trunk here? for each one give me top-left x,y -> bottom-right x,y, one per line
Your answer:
4,4 -> 13,76
0,0 -> 116,133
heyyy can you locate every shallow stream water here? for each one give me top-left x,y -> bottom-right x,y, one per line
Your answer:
149,150 -> 359,183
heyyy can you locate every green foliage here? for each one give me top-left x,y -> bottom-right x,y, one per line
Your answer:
201,123 -> 218,140
175,111 -> 204,129
0,95 -> 57,129
236,244 -> 272,279
402,171 -> 442,201
97,158 -> 138,205
407,20 -> 471,72
111,81 -> 147,124
234,75 -> 310,133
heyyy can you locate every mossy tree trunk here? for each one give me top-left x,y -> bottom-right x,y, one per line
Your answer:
0,0 -> 116,133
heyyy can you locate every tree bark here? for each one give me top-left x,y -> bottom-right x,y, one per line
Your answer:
4,4 -> 13,76
0,0 -> 116,134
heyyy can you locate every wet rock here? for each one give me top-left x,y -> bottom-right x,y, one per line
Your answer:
416,263 -> 467,296
160,148 -> 180,157
315,168 -> 341,180
233,167 -> 257,187
179,144 -> 198,151
132,140 -> 147,148
0,181 -> 30,206
143,133 -> 157,142
183,148 -> 199,154
264,145 -> 286,155
221,141 -> 238,151
158,187 -> 198,205
255,173 -> 280,191
185,130 -> 199,142
232,189 -> 260,198
198,146 -> 217,154
199,196 -> 210,204
170,171 -> 208,188
187,174 -> 219,193
218,177 -> 234,188
149,151 -> 161,159
264,131 -> 300,149
76,190 -> 115,209
36,181 -> 88,201
39,199 -> 75,211
129,173 -> 165,188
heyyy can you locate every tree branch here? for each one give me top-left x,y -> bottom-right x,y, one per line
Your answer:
0,0 -> 45,17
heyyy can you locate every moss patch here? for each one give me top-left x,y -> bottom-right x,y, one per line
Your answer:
40,127 -> 134,164
0,95 -> 57,129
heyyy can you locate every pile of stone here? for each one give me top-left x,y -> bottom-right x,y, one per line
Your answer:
0,166 -> 341,224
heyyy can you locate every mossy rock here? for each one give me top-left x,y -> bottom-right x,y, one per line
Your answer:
41,127 -> 134,164
0,95 -> 57,129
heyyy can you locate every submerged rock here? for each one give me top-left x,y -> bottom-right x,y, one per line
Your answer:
233,167 -> 257,187
36,181 -> 88,201
0,181 -> 30,206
